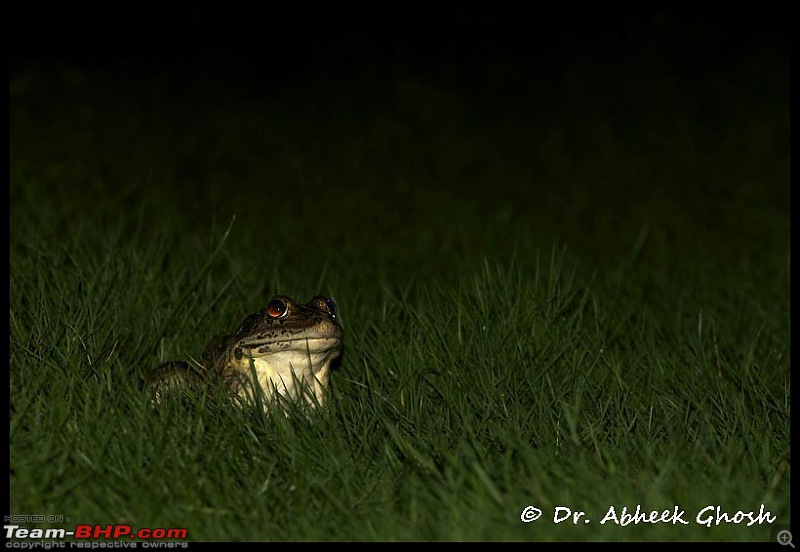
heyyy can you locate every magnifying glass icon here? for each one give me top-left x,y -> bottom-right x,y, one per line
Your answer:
778,530 -> 795,548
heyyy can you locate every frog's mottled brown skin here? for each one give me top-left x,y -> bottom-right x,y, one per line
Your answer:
148,295 -> 343,410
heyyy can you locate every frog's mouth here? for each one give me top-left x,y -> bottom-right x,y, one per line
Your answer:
246,336 -> 343,357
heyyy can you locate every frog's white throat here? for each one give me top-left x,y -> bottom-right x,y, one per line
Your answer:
235,349 -> 339,409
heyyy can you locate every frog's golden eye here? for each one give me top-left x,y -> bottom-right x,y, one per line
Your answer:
324,297 -> 338,319
266,298 -> 289,319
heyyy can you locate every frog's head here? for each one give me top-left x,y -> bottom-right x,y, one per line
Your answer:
226,295 -> 344,406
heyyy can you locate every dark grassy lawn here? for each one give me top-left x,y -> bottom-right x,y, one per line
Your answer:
8,22 -> 789,540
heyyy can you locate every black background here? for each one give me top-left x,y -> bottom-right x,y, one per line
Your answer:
10,10 -> 788,95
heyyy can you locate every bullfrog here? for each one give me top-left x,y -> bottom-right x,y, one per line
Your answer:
148,295 -> 343,410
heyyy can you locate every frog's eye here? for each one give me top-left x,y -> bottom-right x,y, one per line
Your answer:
324,297 -> 338,319
266,298 -> 289,319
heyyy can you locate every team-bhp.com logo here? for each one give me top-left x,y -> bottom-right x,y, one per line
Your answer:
5,524 -> 187,540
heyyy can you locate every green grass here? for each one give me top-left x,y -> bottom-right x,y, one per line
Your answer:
9,60 -> 789,541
